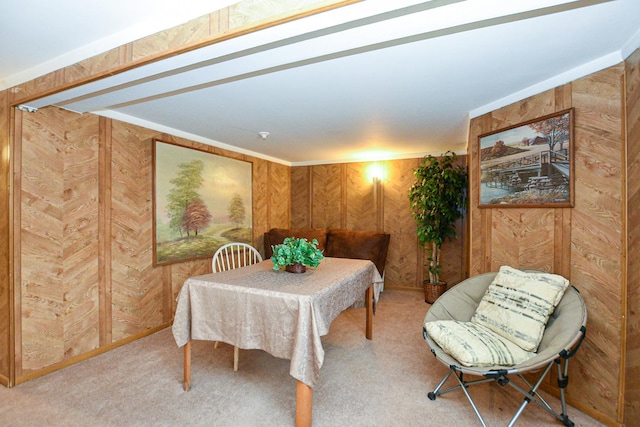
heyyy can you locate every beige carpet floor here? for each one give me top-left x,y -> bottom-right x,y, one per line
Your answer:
0,289 -> 602,426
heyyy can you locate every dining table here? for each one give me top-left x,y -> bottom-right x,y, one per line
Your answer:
171,256 -> 383,427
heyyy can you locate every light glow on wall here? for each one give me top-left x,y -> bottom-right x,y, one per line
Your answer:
367,162 -> 385,183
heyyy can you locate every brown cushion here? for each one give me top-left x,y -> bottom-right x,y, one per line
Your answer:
325,229 -> 390,275
264,228 -> 327,258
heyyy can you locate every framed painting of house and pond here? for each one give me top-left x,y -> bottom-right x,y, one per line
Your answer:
153,139 -> 253,266
478,108 -> 574,208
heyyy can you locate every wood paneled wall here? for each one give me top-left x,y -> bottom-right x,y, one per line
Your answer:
8,106 -> 289,382
0,91 -> 11,386
17,108 -> 101,372
624,48 -> 640,425
468,63 -> 636,425
1,3 -> 637,423
290,159 -> 467,290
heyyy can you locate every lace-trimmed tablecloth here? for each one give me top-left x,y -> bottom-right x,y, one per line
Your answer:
172,257 -> 382,387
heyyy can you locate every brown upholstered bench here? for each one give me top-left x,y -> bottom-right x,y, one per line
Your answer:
263,228 -> 390,276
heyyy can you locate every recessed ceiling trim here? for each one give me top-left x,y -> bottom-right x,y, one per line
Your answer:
99,109 -> 292,166
27,0 -> 602,114
469,50 -> 624,118
8,0 -> 636,165
25,0 -> 463,110
93,0 -> 616,112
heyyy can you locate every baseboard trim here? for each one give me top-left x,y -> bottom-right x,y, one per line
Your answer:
11,323 -> 171,387
384,285 -> 422,292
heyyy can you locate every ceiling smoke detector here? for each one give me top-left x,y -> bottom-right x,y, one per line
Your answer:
258,131 -> 270,140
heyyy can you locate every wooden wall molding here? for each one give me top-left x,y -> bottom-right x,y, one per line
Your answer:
11,109 -> 22,381
623,47 -> 640,426
0,90 -> 12,386
98,116 -> 113,346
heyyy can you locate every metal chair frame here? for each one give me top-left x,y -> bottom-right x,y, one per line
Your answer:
423,272 -> 587,427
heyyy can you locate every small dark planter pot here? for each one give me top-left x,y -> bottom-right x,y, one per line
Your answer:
424,280 -> 447,304
285,263 -> 307,274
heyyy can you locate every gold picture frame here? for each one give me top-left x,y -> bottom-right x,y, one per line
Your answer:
478,109 -> 574,208
153,139 -> 253,266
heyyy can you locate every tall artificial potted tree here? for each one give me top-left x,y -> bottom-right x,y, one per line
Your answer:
408,151 -> 468,303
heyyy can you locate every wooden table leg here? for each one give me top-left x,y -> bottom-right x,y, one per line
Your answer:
296,380 -> 313,427
365,285 -> 373,340
183,340 -> 191,391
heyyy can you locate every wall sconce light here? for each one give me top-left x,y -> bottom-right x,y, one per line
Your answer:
367,163 -> 384,183
367,162 -> 385,231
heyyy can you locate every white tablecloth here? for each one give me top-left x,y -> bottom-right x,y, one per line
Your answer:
172,257 -> 383,387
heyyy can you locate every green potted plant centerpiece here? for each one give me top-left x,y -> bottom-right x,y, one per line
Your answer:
408,151 -> 468,303
270,237 -> 324,273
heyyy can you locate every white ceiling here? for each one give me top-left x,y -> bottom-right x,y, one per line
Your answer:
2,0 -> 639,165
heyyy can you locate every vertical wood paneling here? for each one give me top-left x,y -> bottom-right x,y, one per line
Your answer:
468,116 -> 485,276
0,90 -> 11,383
571,65 -> 624,420
12,110 -> 23,379
20,108 -> 65,371
311,164 -> 343,228
553,208 -> 572,278
289,157 -> 467,291
98,117 -> 112,346
20,107 -> 100,370
252,158 -> 269,254
268,162 -> 290,230
438,218 -> 466,287
9,107 -> 301,383
490,209 -> 555,272
291,166 -> 311,228
440,155 -> 469,287
491,89 -> 556,130
383,158 -> 421,288
61,113 -> 100,358
109,122 -> 163,341
468,64 -> 627,425
169,261 -> 211,316
624,47 -> 640,425
345,162 -> 376,230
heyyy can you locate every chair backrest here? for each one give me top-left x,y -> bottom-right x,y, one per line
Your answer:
212,243 -> 263,272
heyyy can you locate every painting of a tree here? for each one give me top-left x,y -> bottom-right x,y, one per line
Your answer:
183,198 -> 211,236
153,140 -> 252,265
528,112 -> 571,152
228,193 -> 246,229
166,160 -> 206,237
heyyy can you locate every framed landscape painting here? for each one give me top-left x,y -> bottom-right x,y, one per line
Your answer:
153,140 -> 253,266
478,109 -> 574,208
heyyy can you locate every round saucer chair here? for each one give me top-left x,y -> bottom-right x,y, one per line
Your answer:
423,269 -> 587,427
211,242 -> 263,371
